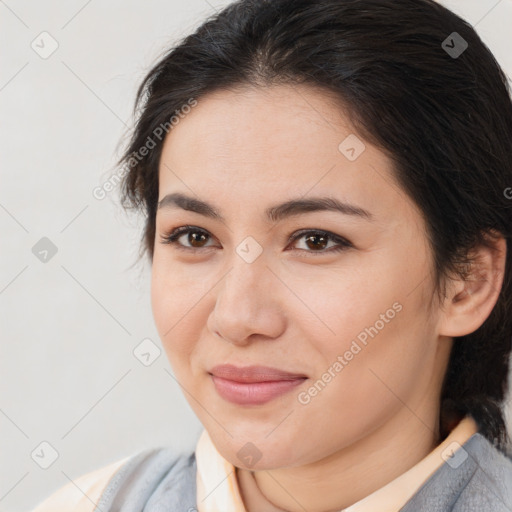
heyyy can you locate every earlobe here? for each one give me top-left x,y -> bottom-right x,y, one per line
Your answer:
438,233 -> 507,338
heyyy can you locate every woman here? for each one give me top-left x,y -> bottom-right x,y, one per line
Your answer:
32,0 -> 512,510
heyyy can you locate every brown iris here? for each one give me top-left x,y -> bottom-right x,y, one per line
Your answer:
304,233 -> 328,251
188,231 -> 209,248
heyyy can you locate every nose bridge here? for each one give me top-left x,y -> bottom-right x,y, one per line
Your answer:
220,243 -> 272,309
210,243 -> 286,343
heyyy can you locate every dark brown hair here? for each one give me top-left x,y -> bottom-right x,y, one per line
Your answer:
118,0 -> 512,452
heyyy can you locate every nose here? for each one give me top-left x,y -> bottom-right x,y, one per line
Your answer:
207,252 -> 287,346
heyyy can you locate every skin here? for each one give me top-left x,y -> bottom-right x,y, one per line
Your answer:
151,84 -> 506,512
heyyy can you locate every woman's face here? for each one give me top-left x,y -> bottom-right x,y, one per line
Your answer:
151,84 -> 450,469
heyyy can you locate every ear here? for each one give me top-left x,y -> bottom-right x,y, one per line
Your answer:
437,231 -> 507,337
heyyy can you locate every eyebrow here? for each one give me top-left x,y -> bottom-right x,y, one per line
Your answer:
157,192 -> 374,223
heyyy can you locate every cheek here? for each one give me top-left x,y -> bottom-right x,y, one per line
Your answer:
287,264 -> 396,353
332,299 -> 431,409
295,306 -> 430,447
150,261 -> 206,362
292,256 -> 432,398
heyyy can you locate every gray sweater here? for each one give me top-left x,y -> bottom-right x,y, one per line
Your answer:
92,433 -> 512,511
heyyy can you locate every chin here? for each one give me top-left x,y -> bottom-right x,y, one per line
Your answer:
210,429 -> 300,470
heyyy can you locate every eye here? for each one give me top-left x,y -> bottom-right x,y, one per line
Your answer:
287,229 -> 352,254
159,225 -> 216,251
158,225 -> 352,254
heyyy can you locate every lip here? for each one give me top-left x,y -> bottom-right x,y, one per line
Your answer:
209,364 -> 307,405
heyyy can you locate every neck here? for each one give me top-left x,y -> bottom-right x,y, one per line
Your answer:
240,406 -> 440,512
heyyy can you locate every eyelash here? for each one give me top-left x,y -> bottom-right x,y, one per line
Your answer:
158,225 -> 352,255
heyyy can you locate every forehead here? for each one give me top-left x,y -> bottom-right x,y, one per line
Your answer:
157,84 -> 416,225
161,84 -> 353,169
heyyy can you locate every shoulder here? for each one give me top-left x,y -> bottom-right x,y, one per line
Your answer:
30,454 -> 131,512
454,433 -> 512,510
400,433 -> 512,512
96,446 -> 197,510
30,446 -> 197,512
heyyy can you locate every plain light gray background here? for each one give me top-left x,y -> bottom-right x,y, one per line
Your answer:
1,1 -> 511,510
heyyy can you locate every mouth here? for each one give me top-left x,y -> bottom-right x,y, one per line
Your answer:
209,364 -> 308,405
